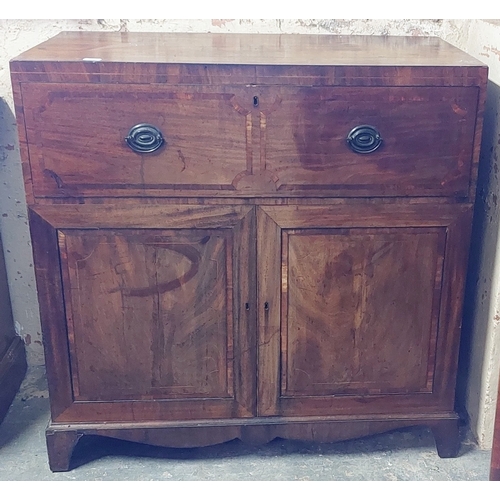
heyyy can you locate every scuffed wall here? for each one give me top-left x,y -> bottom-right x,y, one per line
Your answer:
0,19 -> 499,448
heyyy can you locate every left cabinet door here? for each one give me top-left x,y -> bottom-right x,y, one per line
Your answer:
29,204 -> 256,423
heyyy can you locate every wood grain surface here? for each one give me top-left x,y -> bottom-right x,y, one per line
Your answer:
22,83 -> 252,198
282,227 -> 444,397
20,83 -> 478,199
30,205 -> 256,422
257,205 -> 472,417
59,229 -> 233,401
12,32 -> 484,67
45,412 -> 460,471
262,86 -> 478,197
10,32 -> 487,468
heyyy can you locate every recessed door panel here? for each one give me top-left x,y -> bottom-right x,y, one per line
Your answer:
283,228 -> 444,397
60,229 -> 233,401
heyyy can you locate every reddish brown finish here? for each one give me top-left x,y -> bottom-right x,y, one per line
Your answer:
22,83 -> 252,198
20,83 -> 478,199
11,81 -> 35,205
283,228 -> 444,396
12,32 -> 483,67
31,204 -> 256,422
29,210 -> 74,420
11,32 -> 487,471
46,428 -> 82,472
11,34 -> 487,206
60,229 -> 234,401
10,63 -> 487,88
257,205 -> 471,417
45,413 -> 460,471
262,86 -> 478,197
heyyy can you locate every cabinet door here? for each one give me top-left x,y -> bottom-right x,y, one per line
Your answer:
257,204 -> 471,417
30,205 -> 256,423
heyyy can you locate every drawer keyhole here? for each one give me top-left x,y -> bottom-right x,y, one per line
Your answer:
253,96 -> 259,107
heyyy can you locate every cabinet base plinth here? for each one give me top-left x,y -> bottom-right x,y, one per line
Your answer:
46,413 -> 461,472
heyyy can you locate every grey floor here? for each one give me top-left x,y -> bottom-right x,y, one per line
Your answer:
0,367 -> 492,480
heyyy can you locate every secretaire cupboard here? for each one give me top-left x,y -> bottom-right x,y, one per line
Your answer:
10,32 -> 487,471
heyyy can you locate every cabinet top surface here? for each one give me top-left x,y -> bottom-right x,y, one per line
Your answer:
12,31 -> 485,67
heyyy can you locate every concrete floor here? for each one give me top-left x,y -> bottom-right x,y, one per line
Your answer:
0,367 -> 492,480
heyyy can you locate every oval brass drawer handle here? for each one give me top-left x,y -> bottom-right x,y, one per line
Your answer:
347,125 -> 383,154
125,123 -> 165,153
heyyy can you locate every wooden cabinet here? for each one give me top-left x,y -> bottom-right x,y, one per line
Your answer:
10,32 -> 487,471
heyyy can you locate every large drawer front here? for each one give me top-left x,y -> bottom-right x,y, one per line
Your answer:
22,83 -> 478,198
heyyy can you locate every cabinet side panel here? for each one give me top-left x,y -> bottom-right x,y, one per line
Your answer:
468,75 -> 488,200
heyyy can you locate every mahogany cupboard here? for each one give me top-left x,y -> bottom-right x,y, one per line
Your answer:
10,32 -> 487,471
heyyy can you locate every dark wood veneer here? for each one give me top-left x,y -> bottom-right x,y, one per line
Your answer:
11,33 -> 483,66
46,413 -> 459,472
11,32 -> 487,471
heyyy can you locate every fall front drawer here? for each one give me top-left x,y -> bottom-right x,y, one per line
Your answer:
21,83 -> 478,198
